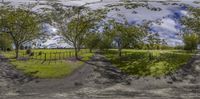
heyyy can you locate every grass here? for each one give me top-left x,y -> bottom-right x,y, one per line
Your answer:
12,60 -> 83,78
2,49 -> 89,59
103,49 -> 194,77
1,49 -> 93,78
1,49 -> 194,78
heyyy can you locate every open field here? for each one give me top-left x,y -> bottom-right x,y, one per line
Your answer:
0,49 -> 195,78
0,49 -> 94,78
103,49 -> 194,77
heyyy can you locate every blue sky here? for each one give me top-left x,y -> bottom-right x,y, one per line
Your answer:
2,0 -> 200,48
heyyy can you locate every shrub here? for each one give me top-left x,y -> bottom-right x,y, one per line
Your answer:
38,51 -> 43,56
30,52 -> 34,56
183,33 -> 199,51
26,49 -> 32,55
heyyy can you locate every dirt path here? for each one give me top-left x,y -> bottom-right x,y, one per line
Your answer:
0,52 -> 200,99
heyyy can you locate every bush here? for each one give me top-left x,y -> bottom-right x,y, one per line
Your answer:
38,51 -> 43,56
26,49 -> 32,55
30,52 -> 34,56
183,33 -> 199,51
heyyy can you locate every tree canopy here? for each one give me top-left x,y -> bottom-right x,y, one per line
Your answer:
0,6 -> 41,58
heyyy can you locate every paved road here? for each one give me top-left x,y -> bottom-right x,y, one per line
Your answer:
0,53 -> 200,99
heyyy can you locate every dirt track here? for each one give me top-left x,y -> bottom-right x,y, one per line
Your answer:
0,52 -> 200,99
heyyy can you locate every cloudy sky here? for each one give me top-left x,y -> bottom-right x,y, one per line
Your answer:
1,0 -> 200,47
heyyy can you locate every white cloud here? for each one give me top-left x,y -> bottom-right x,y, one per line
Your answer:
3,0 -> 199,47
153,18 -> 179,33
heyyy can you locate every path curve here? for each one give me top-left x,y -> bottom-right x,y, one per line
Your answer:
0,52 -> 200,99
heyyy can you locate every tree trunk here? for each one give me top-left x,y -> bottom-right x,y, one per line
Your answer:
74,47 -> 78,59
117,41 -> 122,57
15,45 -> 19,59
89,48 -> 92,53
118,48 -> 122,57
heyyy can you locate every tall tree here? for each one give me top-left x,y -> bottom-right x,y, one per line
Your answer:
181,7 -> 200,50
183,33 -> 199,51
53,6 -> 107,59
109,20 -> 146,57
84,32 -> 101,53
0,33 -> 12,51
146,33 -> 162,50
0,7 -> 41,58
182,7 -> 200,35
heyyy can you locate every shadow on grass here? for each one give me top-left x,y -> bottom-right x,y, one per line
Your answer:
102,50 -> 194,77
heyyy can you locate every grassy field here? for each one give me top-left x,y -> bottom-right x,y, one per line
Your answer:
103,49 -> 194,77
0,49 -> 195,78
1,49 -> 89,59
0,49 -> 93,78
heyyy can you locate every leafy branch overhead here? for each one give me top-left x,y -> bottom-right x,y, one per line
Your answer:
49,6 -> 108,58
0,6 -> 42,58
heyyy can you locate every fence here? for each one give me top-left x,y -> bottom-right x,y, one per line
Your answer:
20,50 -> 89,62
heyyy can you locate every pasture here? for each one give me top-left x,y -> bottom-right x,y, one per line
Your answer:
0,49 -> 195,78
0,49 -> 94,78
103,50 -> 194,77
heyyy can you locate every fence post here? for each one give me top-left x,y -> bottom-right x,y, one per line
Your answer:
40,53 -> 42,60
62,52 -> 64,60
35,52 -> 37,59
55,52 -> 57,64
55,52 -> 56,60
59,52 -> 61,60
44,53 -> 47,61
50,52 -> 52,61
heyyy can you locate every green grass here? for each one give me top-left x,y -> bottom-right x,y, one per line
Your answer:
12,60 -> 83,78
2,49 -> 89,59
103,50 -> 194,77
1,49 -> 93,78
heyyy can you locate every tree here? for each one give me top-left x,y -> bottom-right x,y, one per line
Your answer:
84,32 -> 100,53
181,8 -> 200,50
183,33 -> 199,51
146,33 -> 162,50
53,6 -> 107,59
109,20 -> 146,57
182,8 -> 200,35
0,7 -> 41,58
0,33 -> 12,51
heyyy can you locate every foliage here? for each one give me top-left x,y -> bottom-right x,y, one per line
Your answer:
0,33 -> 12,51
0,6 -> 41,58
50,6 -> 107,58
106,20 -> 146,57
84,32 -> 101,52
183,33 -> 199,51
182,7 -> 200,35
146,33 -> 167,50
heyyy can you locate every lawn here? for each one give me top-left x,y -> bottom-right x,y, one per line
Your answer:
103,49 -> 194,77
1,49 -> 93,78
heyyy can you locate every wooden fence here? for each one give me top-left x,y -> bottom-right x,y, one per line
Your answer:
20,50 -> 89,61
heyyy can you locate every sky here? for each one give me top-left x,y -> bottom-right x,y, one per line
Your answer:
1,0 -> 200,48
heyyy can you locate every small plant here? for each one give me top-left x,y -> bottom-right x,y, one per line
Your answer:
30,52 -> 34,56
38,51 -> 43,56
26,49 -> 32,55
